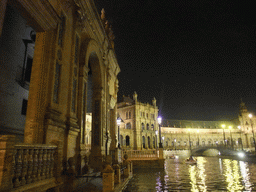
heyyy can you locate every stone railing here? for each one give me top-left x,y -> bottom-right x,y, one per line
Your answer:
12,143 -> 57,188
123,149 -> 159,160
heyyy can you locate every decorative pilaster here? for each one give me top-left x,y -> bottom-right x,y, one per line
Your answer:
24,30 -> 55,144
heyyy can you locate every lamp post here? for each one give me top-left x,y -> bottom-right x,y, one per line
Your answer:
197,129 -> 200,146
158,116 -> 163,148
155,130 -> 158,149
117,117 -> 121,148
221,124 -> 226,147
249,114 -> 256,151
238,126 -> 243,150
188,129 -> 191,150
229,126 -> 233,149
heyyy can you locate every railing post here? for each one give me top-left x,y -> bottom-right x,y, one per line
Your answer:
0,135 -> 16,191
113,163 -> 121,184
103,164 -> 114,192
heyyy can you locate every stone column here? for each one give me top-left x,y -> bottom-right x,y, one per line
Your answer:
90,87 -> 104,171
0,0 -> 7,37
24,31 -> 54,144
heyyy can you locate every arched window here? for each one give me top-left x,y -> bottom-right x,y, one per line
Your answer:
153,137 -> 155,148
146,123 -> 149,130
142,123 -> 145,130
126,135 -> 130,146
148,136 -> 150,148
129,111 -> 131,119
126,123 -> 131,129
151,124 -> 154,130
142,136 -> 145,148
126,112 -> 128,119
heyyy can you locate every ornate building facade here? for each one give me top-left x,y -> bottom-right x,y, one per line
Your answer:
0,0 -> 120,191
117,92 -> 159,150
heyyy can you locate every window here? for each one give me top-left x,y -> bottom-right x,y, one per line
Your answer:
126,136 -> 130,146
129,111 -> 131,119
146,113 -> 148,119
141,123 -> 145,130
24,57 -> 33,82
151,124 -> 154,130
146,123 -> 149,130
126,111 -> 128,119
126,123 -> 131,129
58,14 -> 66,47
21,99 -> 28,115
142,136 -> 145,148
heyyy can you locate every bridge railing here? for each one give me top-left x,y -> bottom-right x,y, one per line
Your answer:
123,149 -> 159,160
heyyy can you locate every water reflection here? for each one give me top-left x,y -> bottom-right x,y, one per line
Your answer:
124,157 -> 256,191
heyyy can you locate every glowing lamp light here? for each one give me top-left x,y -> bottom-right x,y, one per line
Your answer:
117,118 -> 121,126
157,116 -> 162,124
221,124 -> 226,128
238,152 -> 245,158
229,126 -> 232,129
249,114 -> 253,118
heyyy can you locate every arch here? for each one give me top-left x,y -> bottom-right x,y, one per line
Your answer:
151,124 -> 154,130
146,123 -> 149,130
79,38 -> 105,168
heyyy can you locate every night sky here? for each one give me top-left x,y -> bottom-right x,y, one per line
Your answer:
95,0 -> 256,121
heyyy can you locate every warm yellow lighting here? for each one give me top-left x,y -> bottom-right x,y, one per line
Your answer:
229,126 -> 232,129
222,124 -> 226,128
238,126 -> 241,129
197,129 -> 199,133
249,114 -> 253,118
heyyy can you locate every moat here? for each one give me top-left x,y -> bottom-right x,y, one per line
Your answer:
124,156 -> 256,191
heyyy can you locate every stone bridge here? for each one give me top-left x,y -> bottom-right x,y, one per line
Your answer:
191,146 -> 241,156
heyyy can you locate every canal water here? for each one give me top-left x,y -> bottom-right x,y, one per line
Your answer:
124,156 -> 256,191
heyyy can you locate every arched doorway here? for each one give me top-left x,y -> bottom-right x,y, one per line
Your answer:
126,135 -> 130,146
142,136 -> 145,148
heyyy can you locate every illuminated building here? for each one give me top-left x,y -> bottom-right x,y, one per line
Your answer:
0,0 -> 120,190
117,92 -> 159,150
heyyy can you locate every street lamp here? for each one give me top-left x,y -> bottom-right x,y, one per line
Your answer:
188,129 -> 191,150
221,124 -> 226,147
249,114 -> 256,151
197,129 -> 200,146
117,117 -> 121,148
155,130 -> 158,149
158,116 -> 163,148
238,126 -> 243,150
229,126 -> 233,149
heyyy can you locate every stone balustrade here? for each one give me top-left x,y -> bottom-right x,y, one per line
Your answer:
12,144 -> 57,188
124,149 -> 159,160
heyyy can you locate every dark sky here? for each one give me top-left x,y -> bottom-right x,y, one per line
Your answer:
95,0 -> 256,121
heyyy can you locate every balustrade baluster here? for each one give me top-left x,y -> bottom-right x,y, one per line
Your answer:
45,149 -> 50,178
14,148 -> 22,188
27,148 -> 34,183
11,149 -> 17,188
38,149 -> 43,180
41,149 -> 47,179
50,149 -> 55,178
32,149 -> 39,182
20,148 -> 28,185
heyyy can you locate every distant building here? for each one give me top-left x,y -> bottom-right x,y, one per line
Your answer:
117,92 -> 159,150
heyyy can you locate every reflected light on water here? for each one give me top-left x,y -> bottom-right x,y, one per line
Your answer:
197,157 -> 207,192
223,159 -> 243,191
239,161 -> 252,191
